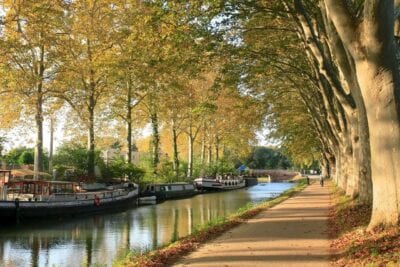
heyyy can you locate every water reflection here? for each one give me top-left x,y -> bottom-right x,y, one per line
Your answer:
0,182 -> 293,267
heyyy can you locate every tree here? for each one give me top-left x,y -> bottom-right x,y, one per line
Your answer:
55,0 -> 121,177
0,136 -> 6,158
18,150 -> 34,165
209,0 -> 397,228
245,147 -> 292,170
322,0 -> 400,229
0,0 -> 64,178
53,142 -> 104,179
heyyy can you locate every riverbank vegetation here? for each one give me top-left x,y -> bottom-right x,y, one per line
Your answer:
115,179 -> 308,267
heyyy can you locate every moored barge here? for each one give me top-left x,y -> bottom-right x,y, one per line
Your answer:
0,170 -> 139,222
140,182 -> 196,202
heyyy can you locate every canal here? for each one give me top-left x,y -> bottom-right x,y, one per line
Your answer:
0,182 -> 294,267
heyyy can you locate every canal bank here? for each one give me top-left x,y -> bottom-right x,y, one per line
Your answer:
117,180 -> 309,267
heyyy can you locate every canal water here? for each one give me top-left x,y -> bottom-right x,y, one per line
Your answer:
0,182 -> 294,267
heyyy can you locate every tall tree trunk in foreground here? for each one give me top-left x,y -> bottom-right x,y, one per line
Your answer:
326,0 -> 400,227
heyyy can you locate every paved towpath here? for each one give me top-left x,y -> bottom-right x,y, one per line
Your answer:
174,182 -> 332,267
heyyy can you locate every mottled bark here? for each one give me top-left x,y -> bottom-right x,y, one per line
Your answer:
150,111 -> 160,173
34,92 -> 44,180
207,144 -> 212,165
215,136 -> 220,162
200,122 -> 206,165
48,116 -> 54,174
187,133 -> 194,178
33,44 -> 45,180
127,78 -> 133,164
87,103 -> 95,178
171,118 -> 180,178
326,0 -> 400,227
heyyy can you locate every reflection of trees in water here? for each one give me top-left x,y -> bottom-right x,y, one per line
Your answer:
188,207 -> 193,235
151,206 -> 158,250
31,236 -> 39,267
126,214 -> 131,248
171,209 -> 179,242
85,235 -> 93,267
0,241 -> 4,262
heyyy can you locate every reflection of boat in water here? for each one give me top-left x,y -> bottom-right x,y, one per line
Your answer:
138,195 -> 157,205
194,175 -> 246,191
0,170 -> 139,222
140,183 -> 196,202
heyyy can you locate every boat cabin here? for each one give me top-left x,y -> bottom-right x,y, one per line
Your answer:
143,183 -> 195,193
6,180 -> 79,196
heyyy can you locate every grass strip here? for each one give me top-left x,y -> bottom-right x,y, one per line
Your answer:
115,179 -> 308,267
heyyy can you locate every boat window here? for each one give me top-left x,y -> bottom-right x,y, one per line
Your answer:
160,186 -> 165,191
150,185 -> 155,191
168,186 -> 172,191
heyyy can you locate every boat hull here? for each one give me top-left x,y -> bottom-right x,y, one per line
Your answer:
0,189 -> 138,222
140,183 -> 197,202
194,178 -> 246,191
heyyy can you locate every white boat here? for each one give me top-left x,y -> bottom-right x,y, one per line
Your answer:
194,175 -> 246,191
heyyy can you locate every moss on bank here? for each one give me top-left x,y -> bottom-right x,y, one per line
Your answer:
114,179 -> 308,267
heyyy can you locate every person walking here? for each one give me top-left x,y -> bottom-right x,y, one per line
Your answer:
320,176 -> 324,187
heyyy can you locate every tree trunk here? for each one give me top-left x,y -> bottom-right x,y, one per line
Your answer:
34,93 -> 44,180
187,131 -> 194,179
215,139 -> 219,163
200,122 -> 206,165
34,44 -> 45,180
48,116 -> 54,174
349,110 -> 372,204
358,61 -> 400,228
333,147 -> 341,186
127,78 -> 132,164
321,153 -> 330,178
171,118 -> 180,178
207,144 -> 212,165
87,104 -> 95,178
325,0 -> 400,228
150,111 -> 160,173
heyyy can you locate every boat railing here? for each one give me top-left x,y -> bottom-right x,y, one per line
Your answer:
1,188 -> 133,202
